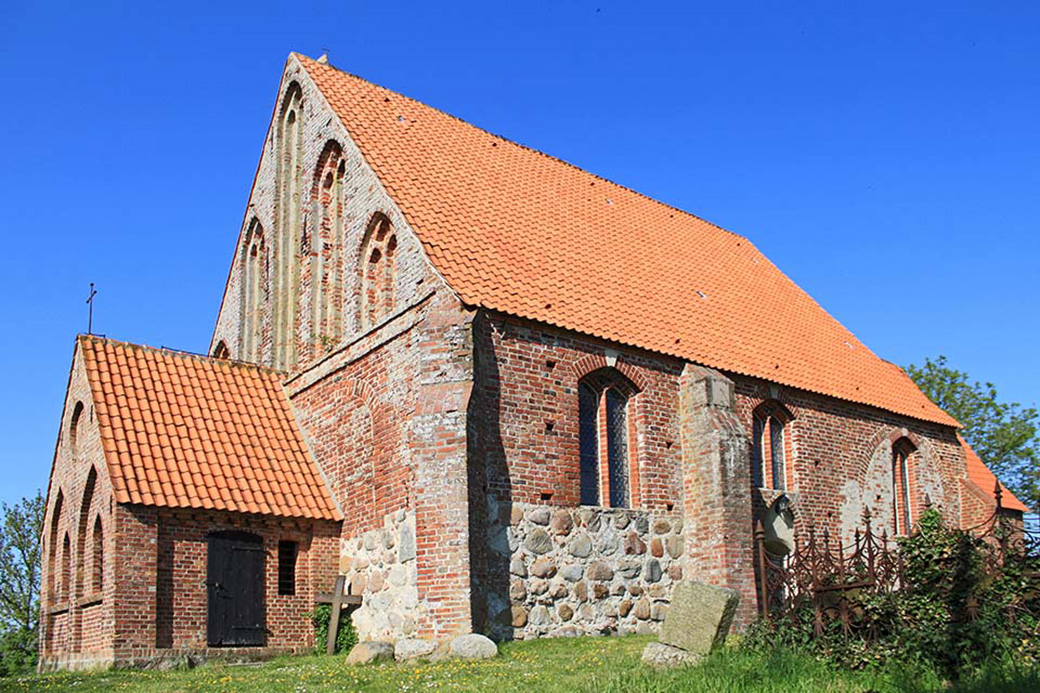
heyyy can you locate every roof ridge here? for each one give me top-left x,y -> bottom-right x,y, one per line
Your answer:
296,53 -> 746,243
77,334 -> 280,375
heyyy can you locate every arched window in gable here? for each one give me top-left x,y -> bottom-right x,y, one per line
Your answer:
60,532 -> 71,605
76,466 -> 97,601
92,516 -> 104,593
751,401 -> 793,491
240,219 -> 265,363
275,82 -> 303,370
891,437 -> 916,536
47,490 -> 64,606
69,402 -> 84,461
359,213 -> 397,330
309,142 -> 345,352
577,367 -> 640,508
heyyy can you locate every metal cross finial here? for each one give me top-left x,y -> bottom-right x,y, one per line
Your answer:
86,282 -> 98,335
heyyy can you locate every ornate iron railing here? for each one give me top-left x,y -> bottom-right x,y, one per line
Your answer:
753,483 -> 1039,638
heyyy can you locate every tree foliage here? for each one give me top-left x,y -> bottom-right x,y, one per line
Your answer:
907,356 -> 1039,511
0,491 -> 44,676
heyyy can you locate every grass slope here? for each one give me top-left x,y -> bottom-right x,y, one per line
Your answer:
3,636 -> 1036,692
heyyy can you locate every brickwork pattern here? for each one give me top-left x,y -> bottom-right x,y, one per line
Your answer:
39,348 -> 115,671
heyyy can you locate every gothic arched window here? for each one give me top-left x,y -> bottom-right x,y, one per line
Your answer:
69,402 -> 83,461
310,142 -> 344,352
275,82 -> 303,370
76,466 -> 97,601
92,516 -> 104,593
752,401 -> 793,490
577,367 -> 639,508
47,490 -> 64,606
892,438 -> 916,535
60,532 -> 71,605
240,218 -> 265,363
359,213 -> 397,330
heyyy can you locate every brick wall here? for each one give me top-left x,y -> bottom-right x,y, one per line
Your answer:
468,312 -> 978,632
39,346 -> 116,671
110,504 -> 338,668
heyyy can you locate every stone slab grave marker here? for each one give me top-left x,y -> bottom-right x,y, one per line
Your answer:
315,574 -> 362,655
642,580 -> 740,668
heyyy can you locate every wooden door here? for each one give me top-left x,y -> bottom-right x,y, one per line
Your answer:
206,531 -> 266,647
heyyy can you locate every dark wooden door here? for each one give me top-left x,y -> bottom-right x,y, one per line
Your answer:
207,531 -> 266,647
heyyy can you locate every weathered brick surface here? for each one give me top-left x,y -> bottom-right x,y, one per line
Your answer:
39,347 -> 116,671
466,313 -> 979,632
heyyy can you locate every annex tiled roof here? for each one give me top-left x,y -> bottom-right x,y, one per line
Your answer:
79,335 -> 340,520
959,435 -> 1029,513
299,55 -> 956,428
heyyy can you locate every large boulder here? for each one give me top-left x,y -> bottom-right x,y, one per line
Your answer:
658,581 -> 740,656
346,641 -> 394,665
394,638 -> 438,662
448,633 -> 498,660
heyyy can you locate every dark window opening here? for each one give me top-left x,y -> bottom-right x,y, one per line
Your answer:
770,417 -> 786,490
606,388 -> 630,508
578,382 -> 600,505
278,540 -> 297,596
751,402 -> 791,491
751,415 -> 765,487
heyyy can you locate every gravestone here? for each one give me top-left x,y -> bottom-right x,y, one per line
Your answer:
642,580 -> 740,668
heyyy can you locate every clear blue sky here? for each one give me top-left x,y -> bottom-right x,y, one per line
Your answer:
1,1 -> 1037,506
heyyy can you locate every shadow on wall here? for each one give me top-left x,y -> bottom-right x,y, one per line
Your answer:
467,313 -> 514,640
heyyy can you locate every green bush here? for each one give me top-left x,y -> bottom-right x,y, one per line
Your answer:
310,604 -> 358,655
745,508 -> 1040,681
0,627 -> 37,677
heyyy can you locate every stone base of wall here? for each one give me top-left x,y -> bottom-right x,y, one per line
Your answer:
340,509 -> 422,641
484,501 -> 685,640
39,645 -> 310,673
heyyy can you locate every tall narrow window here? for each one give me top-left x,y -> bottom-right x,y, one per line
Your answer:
359,214 -> 397,330
750,401 -> 792,491
578,383 -> 600,505
310,142 -> 344,354
48,490 -> 64,606
751,415 -> 764,487
69,402 -> 83,462
92,516 -> 104,593
277,540 -> 297,596
240,219 -> 265,363
892,441 -> 914,535
576,367 -> 638,508
275,83 -> 303,370
61,533 -> 71,605
770,418 -> 785,490
605,388 -> 630,508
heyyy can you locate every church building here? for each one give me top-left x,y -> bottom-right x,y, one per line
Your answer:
38,53 -> 1026,671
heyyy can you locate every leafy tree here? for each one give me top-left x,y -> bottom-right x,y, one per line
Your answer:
0,491 -> 44,677
907,356 -> 1039,511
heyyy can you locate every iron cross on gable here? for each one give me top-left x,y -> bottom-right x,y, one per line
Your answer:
86,282 -> 98,335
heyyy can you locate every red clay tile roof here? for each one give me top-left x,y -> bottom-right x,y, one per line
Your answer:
959,435 -> 1029,513
298,54 -> 956,428
79,335 -> 340,521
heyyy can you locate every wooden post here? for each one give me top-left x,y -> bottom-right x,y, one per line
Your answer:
754,518 -> 769,622
315,575 -> 361,655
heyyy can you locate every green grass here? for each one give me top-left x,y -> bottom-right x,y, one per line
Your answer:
3,636 -> 1037,692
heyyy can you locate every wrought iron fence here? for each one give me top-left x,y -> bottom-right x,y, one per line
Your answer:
753,483 -> 1040,638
